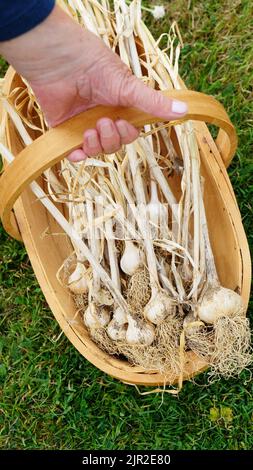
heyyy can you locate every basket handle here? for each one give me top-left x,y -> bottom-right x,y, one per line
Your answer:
0,89 -> 237,241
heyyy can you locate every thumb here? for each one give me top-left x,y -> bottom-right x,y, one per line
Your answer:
119,73 -> 188,120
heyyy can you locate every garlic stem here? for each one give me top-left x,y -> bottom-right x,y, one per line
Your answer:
199,196 -> 219,286
127,144 -> 160,291
118,0 -> 170,241
157,260 -> 179,299
80,168 -> 141,242
85,187 -> 101,295
147,180 -> 160,239
138,138 -> 178,222
70,0 -> 99,35
171,252 -> 186,301
97,172 -> 122,291
2,98 -> 32,146
187,124 -> 201,298
105,218 -> 121,289
90,153 -> 159,292
114,0 -> 131,68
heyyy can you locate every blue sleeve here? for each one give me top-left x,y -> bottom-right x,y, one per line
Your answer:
0,0 -> 55,41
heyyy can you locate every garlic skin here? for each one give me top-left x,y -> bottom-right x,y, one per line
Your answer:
196,287 -> 244,325
113,307 -> 128,325
144,293 -> 174,324
68,263 -> 88,294
120,241 -> 144,276
84,303 -> 111,330
107,308 -> 128,341
126,315 -> 155,346
107,322 -> 127,341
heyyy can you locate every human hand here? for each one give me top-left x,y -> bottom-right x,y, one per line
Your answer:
0,5 -> 188,162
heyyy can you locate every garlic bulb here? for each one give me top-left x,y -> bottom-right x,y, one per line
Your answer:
126,315 -> 155,346
107,307 -> 128,341
120,241 -> 144,276
68,262 -> 88,294
84,303 -> 111,330
144,292 -> 174,324
196,287 -> 244,324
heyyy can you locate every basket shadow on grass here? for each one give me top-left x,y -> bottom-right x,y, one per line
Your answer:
0,0 -> 253,451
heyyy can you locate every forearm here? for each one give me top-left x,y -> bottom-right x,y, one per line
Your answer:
0,5 -> 95,85
0,1 -> 187,160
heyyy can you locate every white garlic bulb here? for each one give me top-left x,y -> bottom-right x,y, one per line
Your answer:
126,315 -> 155,346
196,287 -> 244,325
120,241 -> 144,276
84,303 -> 111,330
144,293 -> 173,324
107,307 -> 128,341
68,263 -> 88,294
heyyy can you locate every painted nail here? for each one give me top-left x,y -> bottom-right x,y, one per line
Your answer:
100,122 -> 114,138
171,100 -> 188,115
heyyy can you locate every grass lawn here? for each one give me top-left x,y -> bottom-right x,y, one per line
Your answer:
0,0 -> 252,450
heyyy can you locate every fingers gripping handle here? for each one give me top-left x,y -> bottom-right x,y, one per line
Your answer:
0,89 -> 237,241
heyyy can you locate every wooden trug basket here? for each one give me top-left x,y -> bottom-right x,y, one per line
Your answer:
0,67 -> 251,386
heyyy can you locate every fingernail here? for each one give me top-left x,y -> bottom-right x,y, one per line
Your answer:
101,122 -> 114,138
171,100 -> 188,115
86,133 -> 98,148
